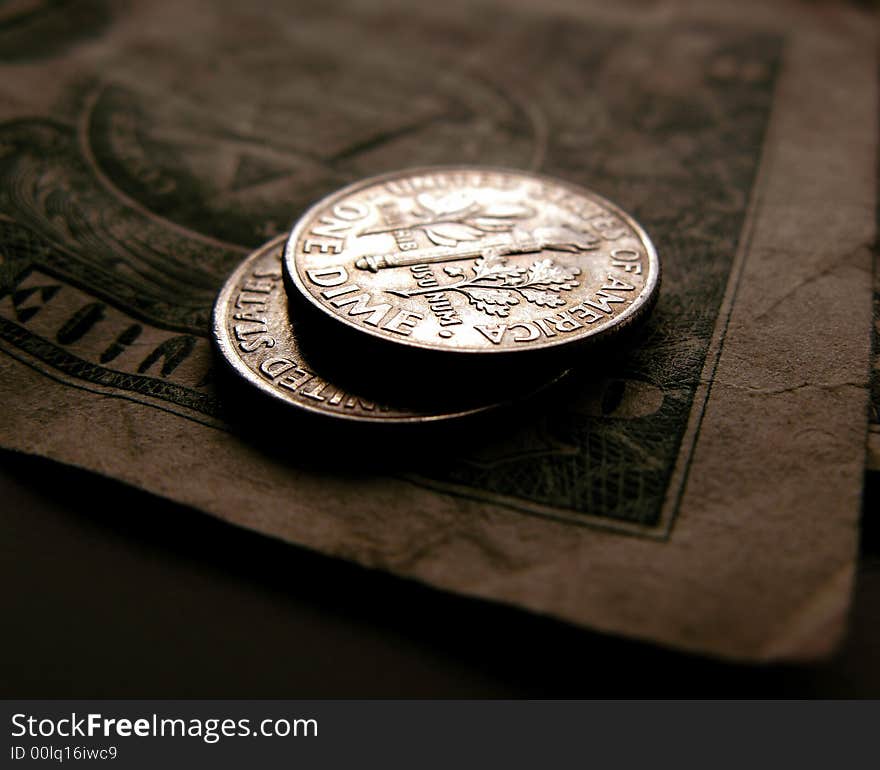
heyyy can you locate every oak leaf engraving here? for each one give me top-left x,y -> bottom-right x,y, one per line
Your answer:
518,287 -> 566,307
461,287 -> 520,316
393,256 -> 581,318
526,259 -> 580,288
473,254 -> 526,281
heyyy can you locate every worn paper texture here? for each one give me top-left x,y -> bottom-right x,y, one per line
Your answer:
0,0 -> 875,660
869,207 -> 880,473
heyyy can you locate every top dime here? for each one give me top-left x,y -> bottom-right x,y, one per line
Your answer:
284,167 -> 659,354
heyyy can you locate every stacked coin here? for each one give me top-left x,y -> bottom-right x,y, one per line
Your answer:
212,167 -> 660,425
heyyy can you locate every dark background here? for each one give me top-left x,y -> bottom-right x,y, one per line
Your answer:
1,448 -> 877,697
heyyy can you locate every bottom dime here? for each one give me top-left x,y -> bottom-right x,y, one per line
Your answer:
212,236 -> 563,424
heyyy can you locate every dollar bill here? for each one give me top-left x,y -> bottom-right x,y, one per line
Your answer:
869,175 -> 879,522
870,217 -> 880,474
0,0 -> 875,660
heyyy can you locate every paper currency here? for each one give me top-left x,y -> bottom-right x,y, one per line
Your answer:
0,0 -> 875,660
869,248 -> 880,473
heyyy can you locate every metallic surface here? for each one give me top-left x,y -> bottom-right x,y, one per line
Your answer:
285,167 -> 660,354
212,236 -> 552,423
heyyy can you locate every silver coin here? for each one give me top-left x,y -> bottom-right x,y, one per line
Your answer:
212,236 -> 562,424
284,166 -> 659,355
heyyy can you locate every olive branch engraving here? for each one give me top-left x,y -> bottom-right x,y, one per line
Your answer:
361,191 -> 535,246
387,254 -> 581,317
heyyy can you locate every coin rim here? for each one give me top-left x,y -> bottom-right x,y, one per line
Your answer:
283,165 -> 660,355
212,235 -> 545,423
